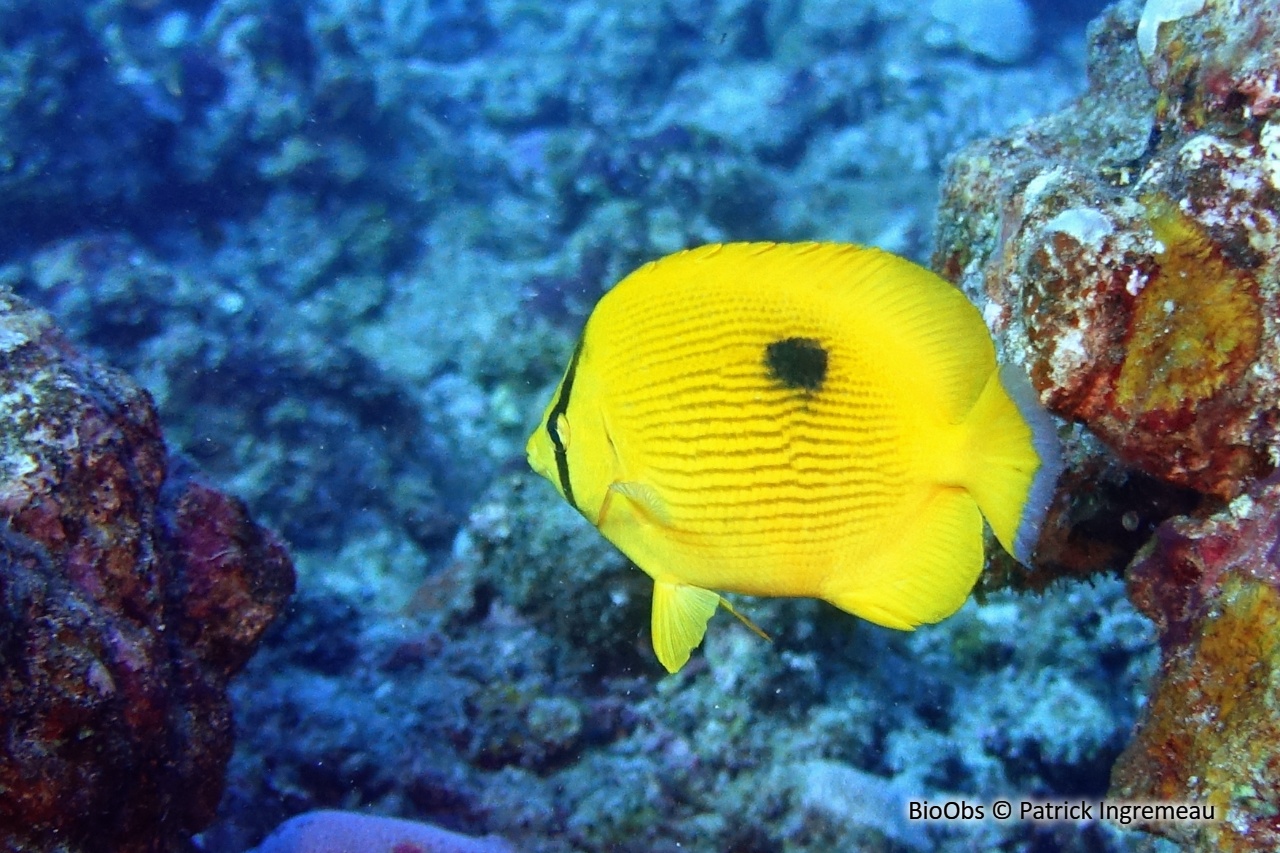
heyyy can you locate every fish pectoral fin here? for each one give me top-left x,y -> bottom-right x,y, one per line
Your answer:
607,480 -> 673,527
718,596 -> 771,642
651,579 -> 720,674
824,488 -> 985,631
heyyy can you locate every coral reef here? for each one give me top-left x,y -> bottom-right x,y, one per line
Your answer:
2,226 -> 453,562
0,291 -> 294,852
935,0 -> 1279,502
451,473 -> 650,669
0,0 -> 1164,851
0,5 -> 171,237
211,472 -> 1154,853
935,0 -> 1280,847
1112,474 -> 1280,850
0,0 -> 1098,591
927,0 -> 1035,64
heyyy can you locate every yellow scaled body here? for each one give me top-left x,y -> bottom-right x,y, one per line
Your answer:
526,242 -> 1060,673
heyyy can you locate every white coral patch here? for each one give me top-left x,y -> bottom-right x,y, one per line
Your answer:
1178,133 -> 1246,171
1050,325 -> 1089,390
1022,168 -> 1065,210
1262,121 -> 1280,191
0,325 -> 29,354
1136,0 -> 1207,61
982,300 -> 1004,331
1125,268 -> 1148,296
1043,207 -> 1114,249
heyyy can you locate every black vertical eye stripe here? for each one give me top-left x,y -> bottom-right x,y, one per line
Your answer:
546,336 -> 584,511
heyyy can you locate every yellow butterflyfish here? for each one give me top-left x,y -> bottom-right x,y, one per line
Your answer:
525,242 -> 1062,673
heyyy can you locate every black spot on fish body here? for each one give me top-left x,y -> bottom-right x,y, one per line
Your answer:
765,337 -> 827,392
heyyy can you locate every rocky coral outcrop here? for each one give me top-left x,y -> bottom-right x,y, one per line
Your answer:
934,0 -> 1280,847
0,290 -> 294,852
1112,474 -> 1280,849
936,0 -> 1279,503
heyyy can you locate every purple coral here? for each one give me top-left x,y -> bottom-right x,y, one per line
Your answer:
249,810 -> 517,853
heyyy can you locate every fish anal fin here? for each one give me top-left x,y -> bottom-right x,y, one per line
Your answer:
608,480 -> 673,527
823,488 -> 984,631
652,580 -> 719,673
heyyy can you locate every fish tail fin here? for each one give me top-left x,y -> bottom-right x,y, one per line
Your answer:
824,487 -> 984,629
964,364 -> 1063,565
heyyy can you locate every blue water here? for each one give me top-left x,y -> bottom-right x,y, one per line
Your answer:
1,0 -> 1170,850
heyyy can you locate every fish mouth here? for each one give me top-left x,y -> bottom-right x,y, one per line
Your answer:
525,433 -> 549,478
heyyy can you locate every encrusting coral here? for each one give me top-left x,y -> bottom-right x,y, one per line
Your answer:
1112,474 -> 1280,849
0,290 -> 295,852
934,0 -> 1280,846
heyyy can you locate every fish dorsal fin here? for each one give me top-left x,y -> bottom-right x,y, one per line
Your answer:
678,242 -> 994,417
606,480 -> 673,527
652,579 -> 720,673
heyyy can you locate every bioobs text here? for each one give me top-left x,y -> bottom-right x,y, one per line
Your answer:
907,800 -> 985,820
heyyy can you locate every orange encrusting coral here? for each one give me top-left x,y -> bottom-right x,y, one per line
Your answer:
1114,194 -> 1262,425
1111,475 -> 1280,850
1113,575 -> 1280,848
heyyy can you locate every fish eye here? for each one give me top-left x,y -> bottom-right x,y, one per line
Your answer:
547,409 -> 573,448
551,413 -> 571,449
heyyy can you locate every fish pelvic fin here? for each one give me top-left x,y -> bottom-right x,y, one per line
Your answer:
963,364 -> 1063,566
718,596 -> 771,642
651,579 -> 719,673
